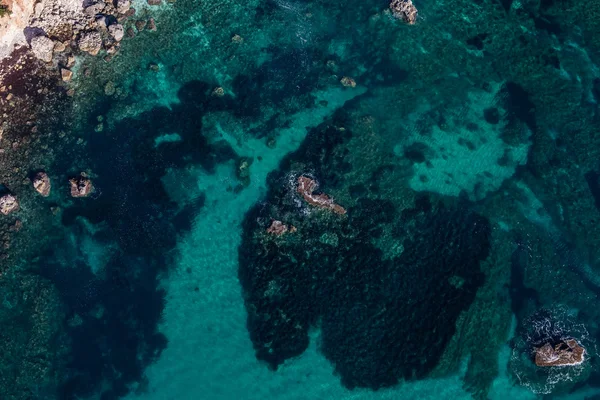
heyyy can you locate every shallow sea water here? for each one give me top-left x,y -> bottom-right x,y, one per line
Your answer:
10,0 -> 600,398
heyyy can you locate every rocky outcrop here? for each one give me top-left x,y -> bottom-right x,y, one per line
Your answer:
77,31 -> 102,56
30,35 -> 54,62
297,175 -> 346,215
69,175 -> 93,197
115,0 -> 131,14
32,171 -> 51,196
0,193 -> 18,214
340,76 -> 356,88
108,24 -> 124,42
266,220 -> 296,236
535,339 -> 585,367
390,0 -> 418,24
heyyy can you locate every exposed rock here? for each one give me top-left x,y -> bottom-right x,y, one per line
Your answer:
297,175 -> 346,214
108,23 -> 124,41
67,55 -> 76,67
148,62 -> 159,71
231,34 -> 243,43
77,31 -> 103,55
266,220 -> 296,236
390,0 -> 418,24
30,36 -> 55,62
340,76 -> 356,88
69,175 -> 94,198
32,172 -> 51,197
535,339 -> 586,367
61,68 -> 73,82
53,41 -> 67,52
95,15 -> 108,30
0,193 -> 18,215
212,86 -> 225,97
115,0 -> 131,14
84,1 -> 105,16
147,0 -> 161,5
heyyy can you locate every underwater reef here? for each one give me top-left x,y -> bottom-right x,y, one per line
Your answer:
238,118 -> 492,388
1,0 -> 600,397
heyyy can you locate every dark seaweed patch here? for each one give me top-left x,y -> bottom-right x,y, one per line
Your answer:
238,120 -> 491,389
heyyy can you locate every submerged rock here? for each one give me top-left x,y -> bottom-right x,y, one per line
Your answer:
30,36 -> 55,63
390,0 -> 418,24
236,157 -> 253,186
297,175 -> 346,214
0,193 -> 18,215
32,172 -> 51,197
69,175 -> 94,198
535,339 -> 585,367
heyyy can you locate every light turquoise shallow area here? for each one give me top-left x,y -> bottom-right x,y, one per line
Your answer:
125,84 -> 541,400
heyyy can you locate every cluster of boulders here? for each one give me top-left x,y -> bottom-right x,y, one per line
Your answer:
26,0 -> 160,81
0,172 -> 93,216
390,0 -> 418,24
296,175 -> 346,215
534,339 -> 586,367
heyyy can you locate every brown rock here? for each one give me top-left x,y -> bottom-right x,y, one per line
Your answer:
266,220 -> 296,236
147,0 -> 161,5
78,31 -> 103,56
0,193 -> 18,215
535,339 -> 585,367
297,175 -> 346,215
390,0 -> 418,24
54,41 -> 67,53
135,20 -> 147,31
69,176 -> 94,198
61,68 -> 73,82
147,18 -> 156,31
32,172 -> 51,197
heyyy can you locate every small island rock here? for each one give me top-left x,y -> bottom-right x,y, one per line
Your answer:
69,176 -> 94,198
32,172 -> 51,197
0,194 -> 19,215
535,339 -> 585,367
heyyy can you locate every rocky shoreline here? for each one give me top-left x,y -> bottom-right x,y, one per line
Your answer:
0,0 -> 167,397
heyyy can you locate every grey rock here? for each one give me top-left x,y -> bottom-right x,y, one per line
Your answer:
30,36 -> 55,63
108,24 -> 124,41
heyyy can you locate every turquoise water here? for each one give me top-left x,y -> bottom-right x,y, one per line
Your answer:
4,0 -> 600,398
